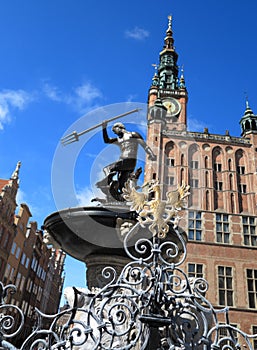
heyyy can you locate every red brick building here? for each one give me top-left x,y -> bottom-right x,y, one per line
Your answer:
145,16 -> 257,337
0,163 -> 66,346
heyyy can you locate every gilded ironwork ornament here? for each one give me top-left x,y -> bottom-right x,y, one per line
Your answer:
122,180 -> 190,238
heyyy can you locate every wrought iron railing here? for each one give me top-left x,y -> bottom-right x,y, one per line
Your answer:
1,181 -> 257,349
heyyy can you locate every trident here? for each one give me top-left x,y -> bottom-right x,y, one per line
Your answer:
61,108 -> 141,146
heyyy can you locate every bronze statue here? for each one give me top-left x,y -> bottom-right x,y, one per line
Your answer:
95,121 -> 156,202
61,109 -> 156,203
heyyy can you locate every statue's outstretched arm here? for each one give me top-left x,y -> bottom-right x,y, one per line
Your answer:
133,132 -> 156,161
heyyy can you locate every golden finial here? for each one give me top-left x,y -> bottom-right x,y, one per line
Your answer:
244,91 -> 249,109
168,15 -> 172,30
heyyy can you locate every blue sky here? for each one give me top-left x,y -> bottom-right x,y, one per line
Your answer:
0,0 -> 257,304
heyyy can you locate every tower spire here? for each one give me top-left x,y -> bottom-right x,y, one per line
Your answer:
239,97 -> 257,136
11,161 -> 21,180
162,14 -> 175,52
157,15 -> 179,90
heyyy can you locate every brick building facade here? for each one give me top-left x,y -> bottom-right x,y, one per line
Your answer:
0,162 -> 66,346
145,16 -> 257,337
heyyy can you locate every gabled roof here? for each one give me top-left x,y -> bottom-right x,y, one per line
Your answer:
0,179 -> 9,192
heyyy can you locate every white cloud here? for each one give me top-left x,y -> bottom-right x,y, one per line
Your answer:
76,186 -> 96,206
187,117 -> 208,132
43,81 -> 102,114
74,83 -> 102,104
125,27 -> 150,40
43,82 -> 63,102
0,89 -> 33,129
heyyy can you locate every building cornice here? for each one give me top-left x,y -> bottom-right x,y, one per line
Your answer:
162,130 -> 251,146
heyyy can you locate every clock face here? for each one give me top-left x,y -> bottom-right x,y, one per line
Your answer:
163,98 -> 181,117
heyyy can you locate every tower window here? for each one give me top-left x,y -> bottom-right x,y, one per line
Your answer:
214,181 -> 223,191
237,166 -> 245,175
190,160 -> 199,169
191,179 -> 199,188
166,176 -> 175,186
214,163 -> 222,172
166,158 -> 175,167
239,184 -> 247,193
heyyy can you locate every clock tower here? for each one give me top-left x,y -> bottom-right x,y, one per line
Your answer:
145,15 -> 188,185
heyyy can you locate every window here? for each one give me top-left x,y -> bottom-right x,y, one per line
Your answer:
37,287 -> 43,302
191,179 -> 199,188
214,181 -> 223,191
218,324 -> 238,347
188,263 -> 203,278
20,276 -> 25,291
3,233 -> 10,248
37,265 -> 41,277
188,211 -> 202,241
243,216 -> 257,246
190,160 -> 199,169
216,214 -> 230,243
218,266 -> 233,306
247,269 -> 257,308
239,184 -> 247,193
9,267 -> 15,282
25,257 -> 30,269
15,272 -> 21,289
21,253 -> 26,265
252,326 -> 257,349
166,176 -> 175,186
4,264 -> 11,278
27,278 -> 33,293
21,300 -> 28,315
214,163 -> 222,172
15,246 -> 21,259
166,158 -> 175,167
33,284 -> 38,294
11,242 -> 17,255
237,165 -> 245,174
41,270 -> 46,281
31,257 -> 38,271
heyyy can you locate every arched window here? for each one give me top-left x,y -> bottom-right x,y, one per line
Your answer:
235,149 -> 247,212
189,144 -> 200,170
245,120 -> 250,131
205,171 -> 209,187
231,193 -> 235,213
165,141 -> 175,166
205,156 -> 208,169
206,190 -> 210,211
228,159 -> 232,171
229,174 -> 233,190
180,168 -> 184,185
213,147 -> 223,172
181,154 -> 185,166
